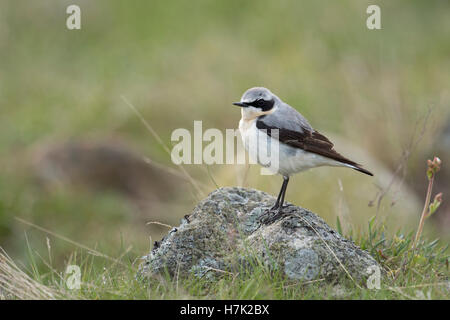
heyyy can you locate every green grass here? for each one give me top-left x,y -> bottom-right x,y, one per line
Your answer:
1,218 -> 448,300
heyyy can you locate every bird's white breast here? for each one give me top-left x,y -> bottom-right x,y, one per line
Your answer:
239,118 -> 341,176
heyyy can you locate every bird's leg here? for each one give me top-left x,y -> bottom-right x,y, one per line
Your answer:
270,176 -> 289,211
270,178 -> 287,210
276,176 -> 289,214
260,176 -> 290,225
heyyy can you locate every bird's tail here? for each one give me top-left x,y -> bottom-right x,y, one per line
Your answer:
349,164 -> 373,176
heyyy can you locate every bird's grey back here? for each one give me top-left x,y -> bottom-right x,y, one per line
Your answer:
260,101 -> 313,134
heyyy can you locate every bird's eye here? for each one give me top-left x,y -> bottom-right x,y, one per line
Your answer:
255,99 -> 265,107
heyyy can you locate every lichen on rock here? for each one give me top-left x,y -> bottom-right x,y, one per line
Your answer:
137,187 -> 382,285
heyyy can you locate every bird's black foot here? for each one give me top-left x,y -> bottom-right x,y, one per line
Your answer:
269,204 -> 279,211
258,203 -> 292,225
269,203 -> 292,212
258,209 -> 283,225
270,202 -> 292,211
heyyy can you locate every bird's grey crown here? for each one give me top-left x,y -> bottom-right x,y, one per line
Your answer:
241,87 -> 276,103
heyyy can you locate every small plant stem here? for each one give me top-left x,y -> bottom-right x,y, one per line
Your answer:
413,176 -> 434,250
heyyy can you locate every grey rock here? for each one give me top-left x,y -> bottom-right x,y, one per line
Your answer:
138,187 -> 381,284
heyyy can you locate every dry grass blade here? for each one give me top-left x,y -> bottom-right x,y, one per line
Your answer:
120,95 -> 205,200
146,221 -> 174,229
15,217 -> 126,266
143,156 -> 209,190
295,213 -> 362,289
0,247 -> 61,300
369,107 -> 433,215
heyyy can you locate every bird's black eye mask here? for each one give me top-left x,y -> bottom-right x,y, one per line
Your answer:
248,98 -> 274,111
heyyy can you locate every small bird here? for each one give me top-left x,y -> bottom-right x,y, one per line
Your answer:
233,87 -> 373,216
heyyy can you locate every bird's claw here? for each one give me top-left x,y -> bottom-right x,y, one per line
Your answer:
258,204 -> 292,225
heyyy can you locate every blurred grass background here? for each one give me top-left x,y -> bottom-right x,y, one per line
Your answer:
0,0 -> 449,273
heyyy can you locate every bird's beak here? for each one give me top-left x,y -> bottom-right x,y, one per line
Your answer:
232,102 -> 248,107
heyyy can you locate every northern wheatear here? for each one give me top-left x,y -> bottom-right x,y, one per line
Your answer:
233,87 -> 373,215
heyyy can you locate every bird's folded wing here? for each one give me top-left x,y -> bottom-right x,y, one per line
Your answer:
256,119 -> 360,167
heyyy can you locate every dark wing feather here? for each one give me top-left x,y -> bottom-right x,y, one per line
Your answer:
256,119 -> 373,176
